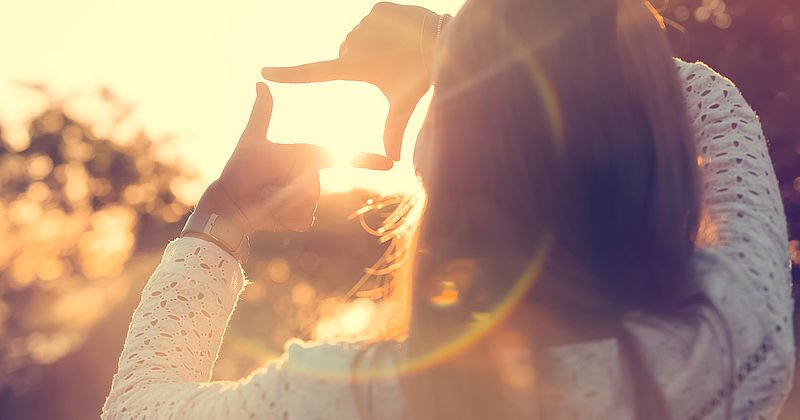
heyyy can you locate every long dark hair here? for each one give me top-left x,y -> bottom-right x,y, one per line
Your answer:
356,0 -> 701,418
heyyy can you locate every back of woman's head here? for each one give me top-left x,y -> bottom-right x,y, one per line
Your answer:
403,0 -> 700,418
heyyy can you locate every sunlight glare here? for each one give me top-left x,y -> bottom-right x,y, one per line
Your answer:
313,298 -> 377,340
340,298 -> 377,336
0,0 -> 464,196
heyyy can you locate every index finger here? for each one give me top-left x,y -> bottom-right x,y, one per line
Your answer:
349,153 -> 394,171
261,59 -> 355,83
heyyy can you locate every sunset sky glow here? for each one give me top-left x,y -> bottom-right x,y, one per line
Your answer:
0,0 -> 464,195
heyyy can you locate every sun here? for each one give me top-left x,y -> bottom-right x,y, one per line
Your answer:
267,79 -> 433,193
0,0 -> 464,195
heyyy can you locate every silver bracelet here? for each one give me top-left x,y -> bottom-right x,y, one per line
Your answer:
421,13 -> 451,79
436,14 -> 448,38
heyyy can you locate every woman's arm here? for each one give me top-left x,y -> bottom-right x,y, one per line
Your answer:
682,60 -> 792,332
101,237 -> 248,418
102,84 -> 394,418
102,237 -> 402,419
617,60 -> 794,419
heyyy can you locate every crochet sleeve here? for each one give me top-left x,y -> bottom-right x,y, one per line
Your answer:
685,61 -> 792,329
621,61 -> 794,419
101,237 -> 401,419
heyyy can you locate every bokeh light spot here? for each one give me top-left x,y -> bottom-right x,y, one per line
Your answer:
673,6 -> 691,22
291,282 -> 316,307
267,258 -> 291,283
339,298 -> 376,336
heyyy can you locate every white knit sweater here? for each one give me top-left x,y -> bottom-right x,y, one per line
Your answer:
102,60 -> 795,420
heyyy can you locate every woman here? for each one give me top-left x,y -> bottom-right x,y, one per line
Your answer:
102,0 -> 794,418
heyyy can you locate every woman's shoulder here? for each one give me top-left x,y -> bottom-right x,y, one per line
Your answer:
672,58 -> 746,103
673,57 -> 725,80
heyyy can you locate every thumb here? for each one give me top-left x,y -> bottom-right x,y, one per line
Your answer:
383,100 -> 418,161
242,82 -> 273,141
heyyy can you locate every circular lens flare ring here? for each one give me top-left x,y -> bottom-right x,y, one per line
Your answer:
279,236 -> 551,385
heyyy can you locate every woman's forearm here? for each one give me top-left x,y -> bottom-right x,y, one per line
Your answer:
102,237 -> 246,417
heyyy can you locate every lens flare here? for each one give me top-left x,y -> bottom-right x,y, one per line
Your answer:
277,237 -> 550,385
430,281 -> 460,307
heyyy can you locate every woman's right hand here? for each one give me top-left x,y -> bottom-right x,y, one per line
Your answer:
262,2 -> 441,161
195,83 -> 392,235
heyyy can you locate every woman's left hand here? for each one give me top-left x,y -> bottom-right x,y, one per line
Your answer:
262,2 -> 441,161
195,82 -> 393,235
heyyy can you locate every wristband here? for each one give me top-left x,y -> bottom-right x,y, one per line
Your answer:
181,212 -> 250,264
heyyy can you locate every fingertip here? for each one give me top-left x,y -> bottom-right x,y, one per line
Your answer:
352,153 -> 395,171
255,82 -> 273,112
261,67 -> 292,83
379,159 -> 395,170
383,133 -> 403,162
386,147 -> 401,162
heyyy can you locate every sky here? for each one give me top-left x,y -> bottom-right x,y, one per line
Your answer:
0,0 -> 464,195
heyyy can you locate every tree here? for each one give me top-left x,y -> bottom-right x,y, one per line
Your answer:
0,84 -> 194,392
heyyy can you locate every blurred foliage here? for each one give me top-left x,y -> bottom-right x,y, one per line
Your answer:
0,84 -> 194,393
1,0 -> 800,419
